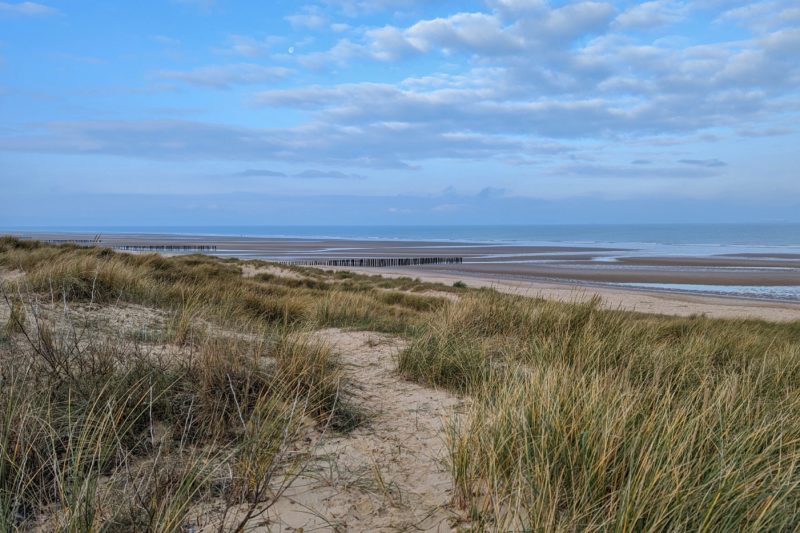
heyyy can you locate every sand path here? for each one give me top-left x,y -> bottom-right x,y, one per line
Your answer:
267,329 -> 463,532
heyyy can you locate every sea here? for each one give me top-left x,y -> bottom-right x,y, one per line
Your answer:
13,223 -> 799,248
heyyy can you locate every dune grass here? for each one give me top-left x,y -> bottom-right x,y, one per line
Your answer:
0,237 -> 447,335
400,290 -> 800,530
0,315 -> 332,530
2,237 -> 799,530
0,237 -> 383,530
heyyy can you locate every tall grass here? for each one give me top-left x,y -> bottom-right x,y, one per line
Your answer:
0,237 -> 445,334
0,246 -> 365,530
0,304 -> 347,530
401,291 -> 800,530
5,237 -> 800,530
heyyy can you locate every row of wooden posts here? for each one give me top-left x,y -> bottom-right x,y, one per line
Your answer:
284,257 -> 463,268
23,238 -> 459,266
42,239 -> 101,245
112,245 -> 218,252
40,234 -> 103,245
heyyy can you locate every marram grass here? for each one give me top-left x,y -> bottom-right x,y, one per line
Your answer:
402,291 -> 800,531
2,237 -> 799,531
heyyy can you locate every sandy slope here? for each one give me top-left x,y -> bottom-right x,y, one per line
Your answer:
265,329 -> 464,532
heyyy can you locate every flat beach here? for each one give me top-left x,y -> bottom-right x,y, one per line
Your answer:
11,231 -> 800,321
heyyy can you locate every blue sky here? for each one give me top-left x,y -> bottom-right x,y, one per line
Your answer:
1,0 -> 799,226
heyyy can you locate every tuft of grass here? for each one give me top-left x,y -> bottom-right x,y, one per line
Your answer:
272,334 -> 363,431
402,290 -> 800,530
3,297 -> 26,337
313,290 -> 423,333
450,362 -> 800,531
0,320 -> 334,530
0,280 -> 355,530
0,238 -> 454,336
168,288 -> 203,346
376,290 -> 446,312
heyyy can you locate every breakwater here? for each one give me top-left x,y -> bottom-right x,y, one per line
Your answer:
112,245 -> 218,252
41,239 -> 101,245
286,257 -> 463,267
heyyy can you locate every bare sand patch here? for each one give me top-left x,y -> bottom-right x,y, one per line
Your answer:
0,268 -> 25,284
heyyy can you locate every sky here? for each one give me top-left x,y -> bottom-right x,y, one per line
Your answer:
1,0 -> 799,226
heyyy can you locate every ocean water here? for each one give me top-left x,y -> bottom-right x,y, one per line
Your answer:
12,223 -> 800,248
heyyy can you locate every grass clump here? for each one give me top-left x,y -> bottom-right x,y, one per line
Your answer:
3,297 -> 25,337
312,290 -> 435,333
272,334 -> 363,431
402,290 -> 800,530
450,364 -> 800,531
0,304 -> 346,530
0,239 -> 446,334
0,246 -> 376,530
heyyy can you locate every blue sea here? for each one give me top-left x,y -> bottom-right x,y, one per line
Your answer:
12,223 -> 800,249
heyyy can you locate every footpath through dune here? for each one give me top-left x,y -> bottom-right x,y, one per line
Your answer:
266,329 -> 464,532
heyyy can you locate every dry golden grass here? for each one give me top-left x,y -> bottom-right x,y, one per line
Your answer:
400,291 -> 800,530
0,238 -> 376,530
0,237 -> 446,335
2,237 -> 799,531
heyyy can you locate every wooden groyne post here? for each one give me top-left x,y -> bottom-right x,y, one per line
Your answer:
284,257 -> 462,268
113,245 -> 218,252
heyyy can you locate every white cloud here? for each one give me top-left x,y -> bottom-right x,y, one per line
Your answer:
293,1 -> 616,70
0,1 -> 57,16
322,0 -> 417,16
159,64 -> 292,88
615,1 -> 687,29
298,39 -> 367,68
719,0 -> 800,33
233,168 -> 366,179
219,35 -> 283,57
0,118 -> 528,169
286,6 -> 329,29
403,12 -> 523,55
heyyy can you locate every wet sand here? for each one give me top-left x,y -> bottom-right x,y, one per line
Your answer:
618,256 -> 800,269
419,262 -> 800,286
